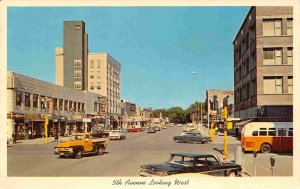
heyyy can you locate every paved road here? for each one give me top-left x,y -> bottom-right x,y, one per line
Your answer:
7,126 -> 292,177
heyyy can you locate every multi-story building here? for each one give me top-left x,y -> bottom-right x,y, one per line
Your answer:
56,21 -> 88,90
206,90 -> 234,122
88,53 -> 121,128
223,94 -> 234,119
233,7 -> 293,121
7,72 -> 104,140
56,21 -> 122,129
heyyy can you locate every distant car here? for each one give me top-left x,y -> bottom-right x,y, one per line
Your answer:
127,127 -> 142,132
174,133 -> 211,144
147,126 -> 156,133
139,152 -> 242,177
170,124 -> 174,127
91,131 -> 108,138
162,125 -> 167,129
178,124 -> 182,127
109,130 -> 126,140
155,126 -> 161,131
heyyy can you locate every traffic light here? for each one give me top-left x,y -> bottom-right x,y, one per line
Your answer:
221,106 -> 228,122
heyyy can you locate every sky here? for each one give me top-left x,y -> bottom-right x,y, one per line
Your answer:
8,6 -> 250,109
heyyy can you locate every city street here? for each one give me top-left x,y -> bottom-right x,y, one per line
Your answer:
7,126 -> 293,177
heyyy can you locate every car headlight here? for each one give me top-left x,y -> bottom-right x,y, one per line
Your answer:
54,148 -> 58,152
69,148 -> 73,152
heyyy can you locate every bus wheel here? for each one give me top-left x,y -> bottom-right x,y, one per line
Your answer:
260,143 -> 271,153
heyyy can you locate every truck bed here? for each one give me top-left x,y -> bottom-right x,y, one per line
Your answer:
92,138 -> 108,143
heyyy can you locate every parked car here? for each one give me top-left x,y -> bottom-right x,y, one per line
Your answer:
127,127 -> 142,132
109,130 -> 126,140
174,133 -> 211,144
90,131 -> 108,138
155,125 -> 161,131
54,133 -> 107,158
162,125 -> 167,129
139,152 -> 242,177
147,126 -> 156,133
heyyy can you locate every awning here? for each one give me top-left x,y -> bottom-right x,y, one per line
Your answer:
235,119 -> 253,126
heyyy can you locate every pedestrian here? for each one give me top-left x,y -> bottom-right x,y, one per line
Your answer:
12,132 -> 17,144
235,127 -> 239,137
28,130 -> 32,139
54,132 -> 59,142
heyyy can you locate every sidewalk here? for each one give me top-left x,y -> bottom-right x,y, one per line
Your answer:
8,136 -> 72,146
197,124 -> 241,144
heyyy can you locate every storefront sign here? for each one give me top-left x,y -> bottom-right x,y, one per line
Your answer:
72,114 -> 83,120
82,118 -> 92,122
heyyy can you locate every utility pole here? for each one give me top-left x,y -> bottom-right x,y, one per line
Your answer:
200,102 -> 202,125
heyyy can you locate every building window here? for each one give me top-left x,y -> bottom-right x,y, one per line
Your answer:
74,59 -> 82,67
263,48 -> 282,65
90,60 -> 94,68
74,25 -> 81,30
94,102 -> 98,112
90,82 -> 94,90
82,103 -> 85,112
97,61 -> 101,68
40,96 -> 46,108
97,71 -> 101,78
250,51 -> 256,70
74,81 -> 82,89
250,79 -> 257,97
90,71 -> 94,79
74,70 -> 82,78
78,102 -> 81,112
74,102 -> 77,112
96,82 -> 101,90
287,19 -> 293,36
64,100 -> 68,111
25,92 -> 30,107
53,98 -> 57,110
33,94 -> 38,108
263,76 -> 282,94
263,19 -> 281,36
287,47 -> 293,65
69,101 -> 73,111
16,91 -> 22,106
59,99 -> 63,110
288,76 -> 293,94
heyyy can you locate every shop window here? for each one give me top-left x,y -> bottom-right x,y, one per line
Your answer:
40,96 -> 46,109
53,98 -> 58,110
69,101 -> 73,111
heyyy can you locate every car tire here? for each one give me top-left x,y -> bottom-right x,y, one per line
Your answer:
59,155 -> 65,158
228,171 -> 236,177
260,143 -> 272,153
75,149 -> 83,159
97,146 -> 104,155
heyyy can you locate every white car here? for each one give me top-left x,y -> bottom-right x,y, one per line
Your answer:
109,130 -> 126,140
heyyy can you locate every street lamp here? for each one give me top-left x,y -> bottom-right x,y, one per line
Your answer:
192,71 -> 208,126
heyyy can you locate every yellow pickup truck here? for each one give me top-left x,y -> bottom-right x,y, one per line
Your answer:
54,133 -> 108,158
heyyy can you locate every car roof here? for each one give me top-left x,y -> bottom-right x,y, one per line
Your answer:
170,152 -> 214,158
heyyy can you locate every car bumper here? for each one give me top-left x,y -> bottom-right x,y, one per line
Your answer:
54,151 -> 75,156
139,171 -> 158,177
109,136 -> 121,140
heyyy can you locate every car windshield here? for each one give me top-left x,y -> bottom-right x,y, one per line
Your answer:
71,135 -> 85,140
168,155 -> 194,167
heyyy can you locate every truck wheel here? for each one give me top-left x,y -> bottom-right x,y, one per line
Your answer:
75,149 -> 83,159
260,143 -> 272,153
97,146 -> 104,155
228,171 -> 236,177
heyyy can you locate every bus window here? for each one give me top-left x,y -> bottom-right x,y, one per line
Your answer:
288,128 -> 293,136
259,131 -> 267,136
278,129 -> 287,137
252,131 -> 258,136
268,131 -> 276,136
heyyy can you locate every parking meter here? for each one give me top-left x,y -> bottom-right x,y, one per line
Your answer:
253,151 -> 258,158
270,156 -> 275,176
253,151 -> 257,176
270,156 -> 275,167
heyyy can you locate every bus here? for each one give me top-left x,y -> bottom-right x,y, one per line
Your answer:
241,122 -> 293,153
